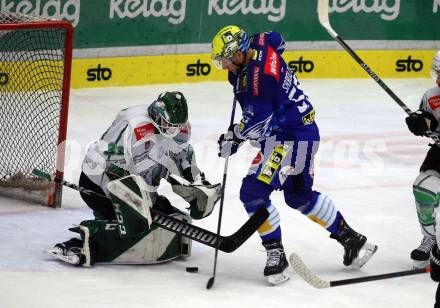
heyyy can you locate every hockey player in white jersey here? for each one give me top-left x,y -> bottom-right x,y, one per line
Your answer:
405,52 -> 440,270
48,91 -> 221,266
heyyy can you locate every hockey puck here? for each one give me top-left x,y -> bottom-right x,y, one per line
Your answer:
186,266 -> 199,273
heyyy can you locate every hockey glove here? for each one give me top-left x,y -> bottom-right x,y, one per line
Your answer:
431,244 -> 440,282
218,124 -> 245,158
405,110 -> 438,136
182,168 -> 211,185
105,163 -> 129,181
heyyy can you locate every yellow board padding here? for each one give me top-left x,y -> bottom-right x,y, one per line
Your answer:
284,50 -> 436,79
0,60 -> 64,92
71,54 -> 227,88
0,49 -> 428,89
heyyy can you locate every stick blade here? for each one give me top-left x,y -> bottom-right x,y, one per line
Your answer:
317,0 -> 337,38
206,277 -> 215,289
289,253 -> 330,289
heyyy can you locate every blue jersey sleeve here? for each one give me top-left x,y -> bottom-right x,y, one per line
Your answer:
267,32 -> 286,55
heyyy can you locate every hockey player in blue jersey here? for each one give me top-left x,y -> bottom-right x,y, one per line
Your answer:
211,25 -> 378,285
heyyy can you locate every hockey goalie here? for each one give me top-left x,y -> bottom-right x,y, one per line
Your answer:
47,91 -> 221,266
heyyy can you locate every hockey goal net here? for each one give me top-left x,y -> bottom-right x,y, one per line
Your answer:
0,12 -> 73,207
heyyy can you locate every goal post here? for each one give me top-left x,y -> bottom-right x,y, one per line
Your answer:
0,12 -> 73,207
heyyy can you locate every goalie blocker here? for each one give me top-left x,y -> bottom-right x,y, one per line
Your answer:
48,174 -> 221,266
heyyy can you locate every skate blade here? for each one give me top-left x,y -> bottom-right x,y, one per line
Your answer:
412,260 -> 429,269
267,268 -> 290,285
352,242 -> 378,268
46,249 -> 80,265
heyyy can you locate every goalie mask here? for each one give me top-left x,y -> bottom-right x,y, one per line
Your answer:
211,25 -> 250,69
148,91 -> 188,137
431,50 -> 440,81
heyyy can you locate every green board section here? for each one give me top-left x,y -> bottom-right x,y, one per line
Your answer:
2,0 -> 439,49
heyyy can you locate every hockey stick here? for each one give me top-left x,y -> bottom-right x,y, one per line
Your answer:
317,0 -> 440,146
290,253 -> 430,289
207,96 -> 239,289
32,168 -> 268,253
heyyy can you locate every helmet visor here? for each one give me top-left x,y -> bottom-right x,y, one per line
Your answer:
430,67 -> 440,80
157,116 -> 184,137
212,54 -> 234,69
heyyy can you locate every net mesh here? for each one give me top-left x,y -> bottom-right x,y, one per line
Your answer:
0,12 -> 69,204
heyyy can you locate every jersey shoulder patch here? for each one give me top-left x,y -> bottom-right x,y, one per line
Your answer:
134,123 -> 155,141
264,46 -> 280,81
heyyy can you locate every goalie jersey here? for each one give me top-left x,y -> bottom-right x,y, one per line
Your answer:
228,31 -> 319,142
82,105 -> 200,198
420,85 -> 440,136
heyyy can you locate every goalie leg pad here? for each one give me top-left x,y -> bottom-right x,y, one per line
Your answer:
107,175 -> 153,237
76,208 -> 192,265
413,170 -> 440,237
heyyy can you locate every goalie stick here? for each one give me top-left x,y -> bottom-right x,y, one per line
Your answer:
33,169 -> 268,253
317,0 -> 440,147
290,253 -> 430,289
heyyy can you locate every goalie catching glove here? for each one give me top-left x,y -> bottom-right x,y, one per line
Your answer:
405,110 -> 438,137
168,173 -> 222,219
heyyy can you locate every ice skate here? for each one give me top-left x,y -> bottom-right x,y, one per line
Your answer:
411,235 -> 436,269
46,238 -> 85,265
331,219 -> 378,268
263,241 -> 290,285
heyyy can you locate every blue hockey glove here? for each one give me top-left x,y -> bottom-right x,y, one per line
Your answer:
405,110 -> 438,136
218,124 -> 245,158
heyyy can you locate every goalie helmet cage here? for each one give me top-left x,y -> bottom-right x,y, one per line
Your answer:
0,12 -> 73,208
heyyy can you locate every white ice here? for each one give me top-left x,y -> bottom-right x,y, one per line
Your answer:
0,79 -> 437,308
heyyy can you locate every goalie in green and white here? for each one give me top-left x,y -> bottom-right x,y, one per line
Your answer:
405,52 -> 440,269
47,91 -> 221,266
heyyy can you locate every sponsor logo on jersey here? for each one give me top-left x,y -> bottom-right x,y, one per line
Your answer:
252,66 -> 260,96
257,144 -> 290,184
239,121 -> 245,132
134,123 -> 155,140
301,109 -> 315,125
395,56 -> 423,72
258,50 -> 263,62
428,95 -> 440,110
258,33 -> 265,46
251,152 -> 264,166
288,57 -> 315,73
186,60 -> 211,76
238,71 -> 248,92
87,64 -> 112,81
264,46 -> 279,81
0,72 -> 8,86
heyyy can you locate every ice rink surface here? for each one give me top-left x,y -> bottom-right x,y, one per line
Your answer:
0,79 -> 437,307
